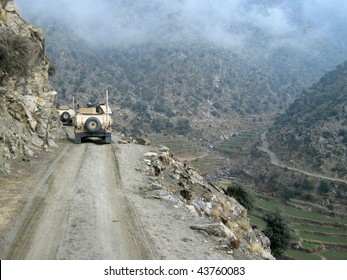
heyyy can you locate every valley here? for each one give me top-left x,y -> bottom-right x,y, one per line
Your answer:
149,128 -> 347,260
1,0 -> 347,260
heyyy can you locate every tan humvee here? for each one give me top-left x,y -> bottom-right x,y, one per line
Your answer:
57,105 -> 75,125
73,103 -> 113,144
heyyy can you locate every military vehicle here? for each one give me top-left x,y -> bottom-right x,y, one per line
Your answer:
57,105 -> 75,126
73,92 -> 113,144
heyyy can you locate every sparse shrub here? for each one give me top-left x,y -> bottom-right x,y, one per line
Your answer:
0,30 -> 40,77
225,183 -> 254,210
282,188 -> 295,201
212,102 -> 222,109
0,7 -> 8,25
226,221 -> 238,231
175,118 -> 191,135
302,193 -> 315,202
0,1 -> 9,24
312,245 -> 325,253
211,208 -> 221,220
249,242 -> 262,253
239,220 -> 250,231
301,177 -> 315,190
210,110 -> 219,117
318,180 -> 331,195
48,62 -> 56,76
264,210 -> 292,259
151,117 -> 173,133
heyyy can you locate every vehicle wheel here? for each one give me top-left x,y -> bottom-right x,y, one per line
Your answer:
105,135 -> 111,144
84,117 -> 101,132
60,111 -> 71,123
75,134 -> 82,144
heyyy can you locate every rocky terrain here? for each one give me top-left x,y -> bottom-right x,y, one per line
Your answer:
0,129 -> 274,260
1,0 -> 346,261
267,62 -> 347,180
16,0 -> 347,143
0,0 -> 61,174
128,137 -> 274,260
0,1 -> 274,260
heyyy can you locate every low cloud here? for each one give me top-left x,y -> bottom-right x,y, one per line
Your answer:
14,0 -> 347,52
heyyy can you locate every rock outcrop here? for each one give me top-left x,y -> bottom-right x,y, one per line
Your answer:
0,0 -> 60,174
137,142 -> 274,259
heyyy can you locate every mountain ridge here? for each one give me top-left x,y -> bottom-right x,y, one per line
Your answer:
267,61 -> 347,180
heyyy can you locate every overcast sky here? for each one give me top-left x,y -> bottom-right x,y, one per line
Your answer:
14,0 -> 347,50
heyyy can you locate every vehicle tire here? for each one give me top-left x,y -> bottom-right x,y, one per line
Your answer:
60,111 -> 71,123
75,134 -> 82,144
84,117 -> 101,132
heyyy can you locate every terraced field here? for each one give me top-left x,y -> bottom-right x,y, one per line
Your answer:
249,196 -> 347,260
216,131 -> 257,155
148,134 -> 205,158
148,134 -> 225,174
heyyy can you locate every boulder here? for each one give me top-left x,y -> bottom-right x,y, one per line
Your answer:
135,137 -> 151,146
190,222 -> 237,240
143,152 -> 158,158
159,151 -> 172,165
23,145 -> 34,157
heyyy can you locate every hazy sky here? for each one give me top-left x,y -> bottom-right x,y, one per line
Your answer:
14,0 -> 347,50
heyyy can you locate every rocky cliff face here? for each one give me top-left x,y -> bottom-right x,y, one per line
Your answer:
0,0 -> 60,174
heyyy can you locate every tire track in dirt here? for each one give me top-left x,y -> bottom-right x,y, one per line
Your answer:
5,144 -> 87,259
4,138 -> 155,259
111,146 -> 157,260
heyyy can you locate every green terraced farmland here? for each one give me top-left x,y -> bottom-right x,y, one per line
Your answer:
300,233 -> 347,245
256,198 -> 347,225
285,249 -> 323,260
216,131 -> 257,155
190,156 -> 225,174
320,250 -> 347,260
250,196 -> 347,260
294,224 -> 347,235
249,214 -> 266,228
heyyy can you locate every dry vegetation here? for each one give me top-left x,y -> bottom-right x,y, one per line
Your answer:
0,29 -> 41,77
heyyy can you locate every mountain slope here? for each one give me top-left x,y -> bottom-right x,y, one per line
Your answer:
16,0 -> 347,142
268,61 -> 347,179
0,0 -> 60,174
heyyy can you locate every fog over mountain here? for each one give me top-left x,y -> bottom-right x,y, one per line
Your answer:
15,0 -> 347,52
12,0 -> 347,138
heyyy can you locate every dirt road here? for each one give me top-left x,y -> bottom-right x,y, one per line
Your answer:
0,130 -> 242,260
259,131 -> 347,184
0,135 -> 155,260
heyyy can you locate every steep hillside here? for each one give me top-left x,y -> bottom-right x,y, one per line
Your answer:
268,61 -> 347,179
0,0 -> 60,174
43,32 -> 342,143
16,0 -> 347,143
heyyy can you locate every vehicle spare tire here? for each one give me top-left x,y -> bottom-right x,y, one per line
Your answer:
60,111 -> 71,122
84,117 -> 101,132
